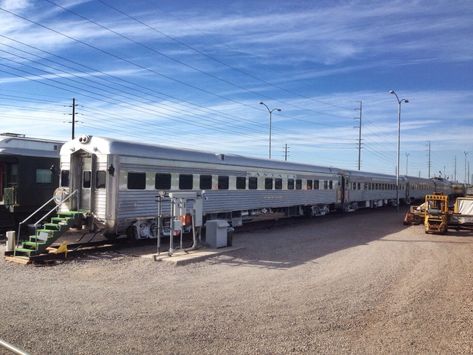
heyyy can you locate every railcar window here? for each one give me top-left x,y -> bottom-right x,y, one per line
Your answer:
155,173 -> 171,189
218,176 -> 229,190
35,169 -> 52,184
248,177 -> 258,190
128,172 -> 146,189
60,170 -> 69,187
314,180 -> 319,190
329,181 -> 333,189
236,177 -> 246,190
200,175 -> 212,190
357,182 -> 361,190
288,179 -> 294,190
324,180 -> 329,190
307,180 -> 312,190
265,178 -> 273,190
179,174 -> 193,190
96,171 -> 106,189
83,171 -> 92,188
275,178 -> 282,190
364,183 -> 368,190
296,179 -> 302,190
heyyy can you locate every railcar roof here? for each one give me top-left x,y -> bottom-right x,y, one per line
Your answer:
61,136 -> 449,183
0,135 -> 63,158
63,136 -> 344,174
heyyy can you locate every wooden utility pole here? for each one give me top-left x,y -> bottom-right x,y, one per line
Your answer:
454,155 -> 457,181
405,153 -> 410,175
355,101 -> 362,170
427,141 -> 431,178
70,98 -> 79,139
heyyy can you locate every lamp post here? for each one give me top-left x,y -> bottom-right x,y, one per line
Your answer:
259,102 -> 282,159
389,90 -> 409,211
465,151 -> 469,184
405,152 -> 410,175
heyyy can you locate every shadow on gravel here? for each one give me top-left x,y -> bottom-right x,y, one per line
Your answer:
210,207 -> 410,270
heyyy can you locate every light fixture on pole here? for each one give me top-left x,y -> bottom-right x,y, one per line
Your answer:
259,102 -> 282,159
389,90 -> 409,211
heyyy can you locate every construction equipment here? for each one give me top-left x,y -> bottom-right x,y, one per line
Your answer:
424,194 -> 449,234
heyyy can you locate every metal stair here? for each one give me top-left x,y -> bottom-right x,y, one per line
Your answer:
14,211 -> 83,257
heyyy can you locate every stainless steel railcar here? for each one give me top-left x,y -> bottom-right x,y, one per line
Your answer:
57,136 -> 452,238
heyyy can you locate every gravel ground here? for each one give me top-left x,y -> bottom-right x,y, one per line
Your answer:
1,207 -> 473,354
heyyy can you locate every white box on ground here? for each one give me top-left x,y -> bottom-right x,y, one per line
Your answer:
205,220 -> 229,248
6,231 -> 15,252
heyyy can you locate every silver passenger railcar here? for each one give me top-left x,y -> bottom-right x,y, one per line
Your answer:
57,136 -> 452,238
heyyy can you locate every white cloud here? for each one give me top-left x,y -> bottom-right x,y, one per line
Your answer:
1,0 -> 30,12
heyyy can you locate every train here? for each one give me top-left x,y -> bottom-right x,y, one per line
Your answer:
54,135 -> 454,239
0,133 -> 63,234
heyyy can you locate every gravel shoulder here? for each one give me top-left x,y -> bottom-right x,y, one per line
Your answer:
1,207 -> 473,354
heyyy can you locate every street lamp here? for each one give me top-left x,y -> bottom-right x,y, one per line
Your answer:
465,151 -> 469,184
259,102 -> 282,159
405,152 -> 410,175
389,90 -> 409,211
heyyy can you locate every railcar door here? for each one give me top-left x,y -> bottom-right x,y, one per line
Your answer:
71,151 -> 96,212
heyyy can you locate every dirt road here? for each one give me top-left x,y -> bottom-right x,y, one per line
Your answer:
1,208 -> 473,354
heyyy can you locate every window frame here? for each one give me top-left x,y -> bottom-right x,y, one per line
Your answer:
218,175 -> 229,190
155,173 -> 172,190
179,174 -> 193,190
199,175 -> 212,190
127,172 -> 146,190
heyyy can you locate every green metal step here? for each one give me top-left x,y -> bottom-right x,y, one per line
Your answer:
22,241 -> 46,248
14,247 -> 38,256
51,217 -> 70,223
36,229 -> 60,238
13,211 -> 85,257
29,235 -> 51,242
43,223 -> 60,230
57,211 -> 82,217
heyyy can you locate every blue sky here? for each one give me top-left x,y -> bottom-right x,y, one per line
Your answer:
1,0 -> 472,181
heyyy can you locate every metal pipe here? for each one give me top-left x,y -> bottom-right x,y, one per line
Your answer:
0,339 -> 29,355
184,206 -> 199,252
156,195 -> 162,256
168,198 -> 174,256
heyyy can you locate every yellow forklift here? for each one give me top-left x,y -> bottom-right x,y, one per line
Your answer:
424,194 -> 449,234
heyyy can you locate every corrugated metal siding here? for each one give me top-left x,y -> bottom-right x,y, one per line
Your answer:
116,189 -> 338,221
94,190 -> 107,219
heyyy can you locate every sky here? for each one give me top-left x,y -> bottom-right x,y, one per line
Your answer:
0,0 -> 472,181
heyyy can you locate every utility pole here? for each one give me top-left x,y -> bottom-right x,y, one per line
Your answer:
405,152 -> 410,175
69,98 -> 79,139
355,101 -> 362,170
427,141 -> 431,178
454,155 -> 457,181
283,144 -> 290,161
418,170 -> 421,178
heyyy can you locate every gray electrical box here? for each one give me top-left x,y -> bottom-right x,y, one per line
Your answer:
205,220 -> 229,248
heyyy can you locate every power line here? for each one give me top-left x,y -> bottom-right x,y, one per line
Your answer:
95,0 -> 355,113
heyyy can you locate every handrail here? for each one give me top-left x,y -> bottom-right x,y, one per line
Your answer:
15,190 -> 78,255
33,190 -> 78,228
